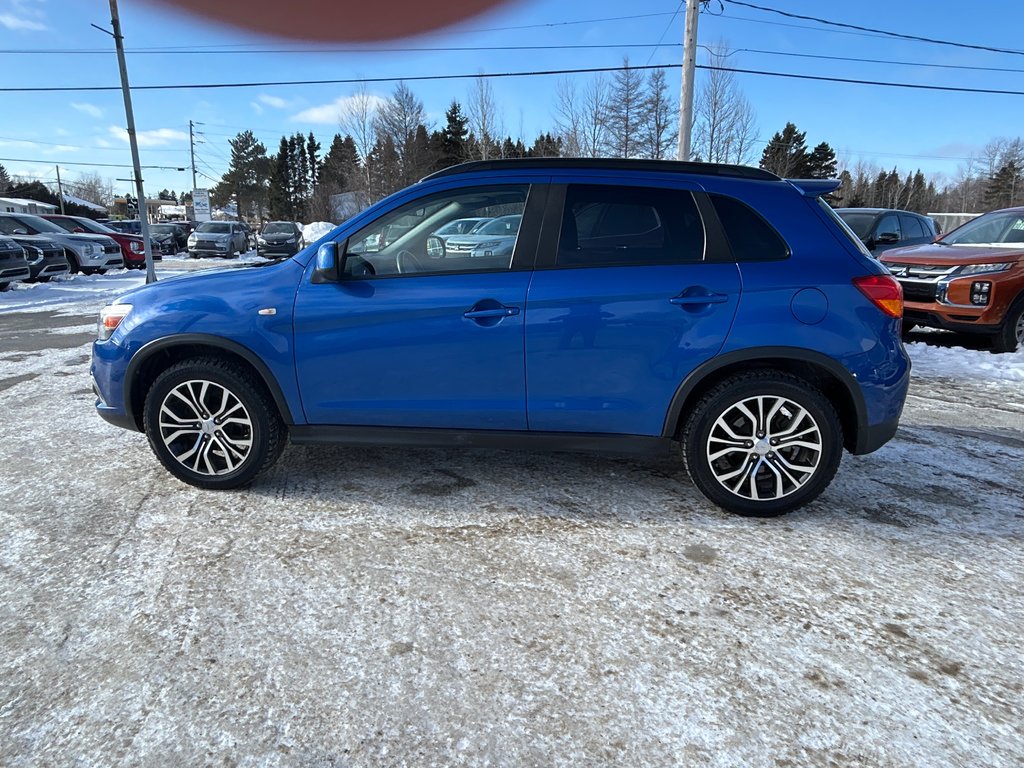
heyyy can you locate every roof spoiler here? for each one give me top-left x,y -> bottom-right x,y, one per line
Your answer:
786,178 -> 842,197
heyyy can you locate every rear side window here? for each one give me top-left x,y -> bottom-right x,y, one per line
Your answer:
899,214 -> 925,239
708,194 -> 790,261
558,185 -> 704,267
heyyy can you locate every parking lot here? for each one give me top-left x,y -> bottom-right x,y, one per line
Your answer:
1,269 -> 1023,766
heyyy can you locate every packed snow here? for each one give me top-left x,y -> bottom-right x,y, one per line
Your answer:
0,270 -> 1022,767
302,221 -> 336,244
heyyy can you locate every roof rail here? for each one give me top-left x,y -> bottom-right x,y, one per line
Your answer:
422,157 -> 781,182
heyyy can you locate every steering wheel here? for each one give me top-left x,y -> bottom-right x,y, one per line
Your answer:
395,249 -> 426,274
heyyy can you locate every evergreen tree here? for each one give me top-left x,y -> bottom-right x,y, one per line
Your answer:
759,123 -> 811,177
212,130 -> 271,220
0,163 -> 10,193
439,101 -> 469,169
306,132 -> 321,190
268,137 -> 293,220
527,133 -> 562,158
984,160 -> 1022,209
807,142 -> 837,179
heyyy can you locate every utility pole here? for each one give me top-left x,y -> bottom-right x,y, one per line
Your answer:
677,0 -> 702,162
103,0 -> 157,284
189,119 -> 198,193
55,165 -> 66,214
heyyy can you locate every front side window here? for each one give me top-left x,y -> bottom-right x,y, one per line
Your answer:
557,185 -> 704,267
343,185 -> 530,277
942,211 -> 1024,246
875,213 -> 901,240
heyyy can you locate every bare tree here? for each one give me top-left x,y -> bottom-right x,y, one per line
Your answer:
641,69 -> 676,160
373,82 -> 427,183
66,171 -> 113,206
580,75 -> 609,158
339,82 -> 378,187
467,76 -> 501,160
604,58 -> 645,158
553,78 -> 584,157
692,41 -> 758,165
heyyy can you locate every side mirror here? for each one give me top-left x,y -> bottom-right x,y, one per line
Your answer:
877,232 -> 900,245
73,227 -> 85,233
312,242 -> 340,283
426,234 -> 445,259
12,228 -> 28,235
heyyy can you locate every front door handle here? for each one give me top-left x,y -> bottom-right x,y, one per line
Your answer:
669,293 -> 729,306
464,306 -> 520,319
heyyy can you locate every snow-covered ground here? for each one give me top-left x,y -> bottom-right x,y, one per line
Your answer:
0,281 -> 1022,767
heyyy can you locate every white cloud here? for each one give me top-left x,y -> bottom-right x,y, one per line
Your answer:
0,0 -> 48,31
108,126 -> 188,147
291,94 -> 385,125
0,13 -> 46,31
250,101 -> 265,115
71,102 -> 103,119
41,144 -> 79,155
258,94 -> 293,109
95,138 -> 112,148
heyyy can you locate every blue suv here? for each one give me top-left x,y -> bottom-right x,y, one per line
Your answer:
92,159 -> 909,516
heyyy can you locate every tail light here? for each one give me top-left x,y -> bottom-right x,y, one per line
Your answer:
853,275 -> 903,318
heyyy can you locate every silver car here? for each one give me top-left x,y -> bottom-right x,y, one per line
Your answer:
0,213 -> 123,274
187,221 -> 249,258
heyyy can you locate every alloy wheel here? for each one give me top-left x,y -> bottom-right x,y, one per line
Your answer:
706,395 -> 823,502
158,379 -> 253,476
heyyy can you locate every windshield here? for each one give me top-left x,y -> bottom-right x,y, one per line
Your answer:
196,222 -> 231,234
473,216 -> 521,236
0,214 -> 64,234
263,222 -> 295,235
150,225 -> 175,234
835,211 -> 876,240
942,210 -> 1024,247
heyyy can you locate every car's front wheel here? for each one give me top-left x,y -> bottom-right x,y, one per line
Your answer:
681,371 -> 843,516
143,358 -> 286,489
992,296 -> 1024,354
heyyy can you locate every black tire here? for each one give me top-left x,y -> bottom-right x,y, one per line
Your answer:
142,357 -> 286,490
681,371 -> 843,517
65,254 -> 80,274
0,282 -> 11,292
901,321 -> 916,336
992,297 -> 1024,354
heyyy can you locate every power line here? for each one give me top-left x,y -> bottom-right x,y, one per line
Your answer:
723,0 -> 1024,57
730,48 -> 1024,76
4,62 -> 1024,98
0,156 -> 186,170
0,134 -> 189,153
0,42 -> 688,56
646,1 -> 684,66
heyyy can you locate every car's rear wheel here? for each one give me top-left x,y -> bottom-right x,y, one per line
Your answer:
681,371 -> 843,517
143,358 -> 286,489
992,297 -> 1024,354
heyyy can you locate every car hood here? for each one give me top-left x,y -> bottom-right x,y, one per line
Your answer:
112,257 -> 300,306
881,243 -> 1024,265
8,234 -> 60,249
260,232 -> 297,242
445,233 -> 514,248
192,231 -> 232,239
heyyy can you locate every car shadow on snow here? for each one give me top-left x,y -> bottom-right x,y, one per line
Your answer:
239,427 -> 1022,537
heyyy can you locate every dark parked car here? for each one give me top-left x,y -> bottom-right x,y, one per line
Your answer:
836,208 -> 937,256
41,214 -> 159,270
107,219 -> 143,235
0,235 -> 29,291
149,223 -> 189,254
0,213 -> 123,274
257,221 -> 304,257
92,158 -> 909,517
6,233 -> 69,282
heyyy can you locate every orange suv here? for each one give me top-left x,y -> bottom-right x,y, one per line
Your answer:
880,206 -> 1024,352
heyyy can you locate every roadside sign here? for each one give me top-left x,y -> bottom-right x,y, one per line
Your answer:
193,188 -> 211,222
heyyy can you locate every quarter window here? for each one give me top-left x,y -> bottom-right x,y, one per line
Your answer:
557,185 -> 704,267
709,194 -> 790,261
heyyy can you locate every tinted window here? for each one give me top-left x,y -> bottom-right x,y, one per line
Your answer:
709,194 -> 789,261
875,213 -> 901,239
558,185 -> 704,267
196,222 -> 231,234
899,214 -> 925,239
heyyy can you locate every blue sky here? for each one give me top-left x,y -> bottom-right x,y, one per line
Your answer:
1,0 -> 1021,198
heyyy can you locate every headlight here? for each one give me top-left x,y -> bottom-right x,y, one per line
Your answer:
954,262 -> 1013,276
97,303 -> 132,341
22,246 -> 42,264
84,244 -> 97,255
130,240 -> 144,253
284,236 -> 296,243
257,236 -> 267,245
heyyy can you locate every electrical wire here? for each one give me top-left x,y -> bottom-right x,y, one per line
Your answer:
0,156 -> 187,170
4,62 -> 1024,98
723,0 -> 1024,57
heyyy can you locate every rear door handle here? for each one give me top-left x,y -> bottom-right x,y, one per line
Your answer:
669,293 -> 729,306
464,306 -> 520,319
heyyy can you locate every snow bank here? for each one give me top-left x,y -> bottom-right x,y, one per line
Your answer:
906,341 -> 1024,382
302,221 -> 336,245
